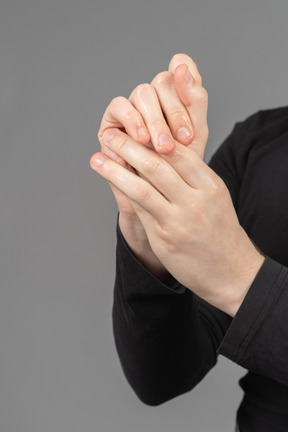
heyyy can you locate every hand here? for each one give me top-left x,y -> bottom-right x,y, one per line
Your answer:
90,126 -> 265,317
95,53 -> 209,220
91,54 -> 209,282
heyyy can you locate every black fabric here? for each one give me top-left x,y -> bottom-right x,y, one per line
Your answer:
112,106 -> 288,431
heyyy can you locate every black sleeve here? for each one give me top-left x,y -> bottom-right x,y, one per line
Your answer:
217,254 -> 288,386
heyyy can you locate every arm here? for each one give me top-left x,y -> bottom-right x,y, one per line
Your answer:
111,121 -> 243,405
214,106 -> 288,386
112,105 -> 288,404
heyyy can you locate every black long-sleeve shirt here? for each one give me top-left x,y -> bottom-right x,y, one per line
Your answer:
112,106 -> 288,431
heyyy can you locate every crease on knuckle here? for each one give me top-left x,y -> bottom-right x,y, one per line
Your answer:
142,156 -> 161,174
169,148 -> 185,164
169,109 -> 189,123
150,117 -> 166,130
116,134 -> 129,153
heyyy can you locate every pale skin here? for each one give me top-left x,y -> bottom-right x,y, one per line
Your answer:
90,53 -> 265,317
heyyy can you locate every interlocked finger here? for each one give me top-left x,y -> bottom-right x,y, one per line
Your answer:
150,71 -> 195,146
129,83 -> 176,154
100,127 -> 191,203
90,148 -> 171,226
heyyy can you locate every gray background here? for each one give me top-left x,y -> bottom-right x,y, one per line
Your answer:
1,1 -> 287,431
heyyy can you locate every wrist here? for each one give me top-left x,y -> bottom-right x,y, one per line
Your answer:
221,247 -> 266,318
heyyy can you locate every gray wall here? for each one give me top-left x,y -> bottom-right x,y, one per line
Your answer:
1,1 -> 287,431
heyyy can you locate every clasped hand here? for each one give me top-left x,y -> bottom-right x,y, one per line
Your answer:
91,54 -> 265,317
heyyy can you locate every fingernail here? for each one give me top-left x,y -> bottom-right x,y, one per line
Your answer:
176,127 -> 191,141
137,127 -> 147,138
158,133 -> 173,148
92,155 -> 106,166
185,66 -> 193,84
103,128 -> 116,142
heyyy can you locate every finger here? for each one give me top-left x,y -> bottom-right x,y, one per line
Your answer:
100,127 -> 192,203
150,71 -> 195,146
173,64 -> 209,160
102,127 -> 218,194
98,96 -> 150,145
89,149 -> 171,225
100,140 -> 126,165
129,83 -> 176,155
160,140 -> 221,191
168,53 -> 203,86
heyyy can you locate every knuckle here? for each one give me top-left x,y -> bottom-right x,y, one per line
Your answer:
142,156 -> 161,174
124,110 -> 137,123
209,176 -> 226,195
169,109 -> 189,123
152,71 -> 173,87
171,148 -> 185,164
195,87 -> 208,105
133,83 -> 153,98
110,96 -> 126,109
134,182 -> 151,201
97,129 -> 102,141
150,117 -> 166,129
116,134 -> 129,152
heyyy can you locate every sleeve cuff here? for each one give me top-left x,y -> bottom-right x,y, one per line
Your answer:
217,255 -> 286,364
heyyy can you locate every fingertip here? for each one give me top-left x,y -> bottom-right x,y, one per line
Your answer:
89,154 -> 97,169
90,152 -> 107,169
157,142 -> 176,156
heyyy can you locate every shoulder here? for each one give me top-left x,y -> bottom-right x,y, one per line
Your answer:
214,105 -> 288,158
208,105 -> 288,208
233,105 -> 288,138
209,104 -> 288,162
